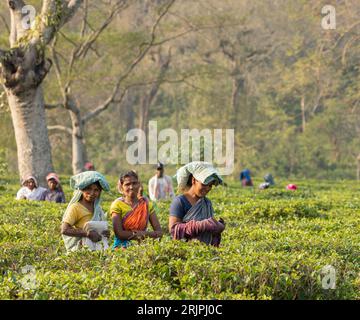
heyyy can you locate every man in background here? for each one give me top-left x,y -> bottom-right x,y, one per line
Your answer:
148,162 -> 175,201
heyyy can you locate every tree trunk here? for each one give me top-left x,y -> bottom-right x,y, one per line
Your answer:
301,95 -> 306,133
70,112 -> 86,174
1,5 -> 54,185
123,89 -> 136,132
139,94 -> 151,134
5,81 -> 53,186
1,0 -> 83,184
72,132 -> 86,174
330,136 -> 340,163
138,94 -> 150,159
230,59 -> 244,133
138,48 -> 171,154
139,50 -> 171,133
356,154 -> 360,180
231,77 -> 242,130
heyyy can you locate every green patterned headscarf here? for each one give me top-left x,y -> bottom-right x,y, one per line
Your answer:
62,171 -> 110,252
175,162 -> 223,192
70,171 -> 110,191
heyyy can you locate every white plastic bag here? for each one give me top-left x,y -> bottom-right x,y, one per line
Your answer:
82,221 -> 109,251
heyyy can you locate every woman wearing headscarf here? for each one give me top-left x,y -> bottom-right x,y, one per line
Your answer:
240,169 -> 253,187
61,171 -> 110,252
169,161 -> 225,247
16,175 -> 47,201
44,173 -> 66,203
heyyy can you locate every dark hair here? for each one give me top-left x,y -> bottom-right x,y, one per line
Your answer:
156,162 -> 164,170
119,170 -> 139,185
82,181 -> 102,191
186,174 -> 194,187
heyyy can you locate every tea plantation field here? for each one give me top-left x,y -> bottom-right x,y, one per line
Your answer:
0,175 -> 359,300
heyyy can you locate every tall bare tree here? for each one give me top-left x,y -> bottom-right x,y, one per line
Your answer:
138,46 -> 172,133
46,0 -> 176,174
0,0 -> 83,184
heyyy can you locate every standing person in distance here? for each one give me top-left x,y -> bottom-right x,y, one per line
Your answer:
148,162 -> 175,202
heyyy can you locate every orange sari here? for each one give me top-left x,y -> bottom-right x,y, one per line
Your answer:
113,197 -> 149,249
122,197 -> 150,230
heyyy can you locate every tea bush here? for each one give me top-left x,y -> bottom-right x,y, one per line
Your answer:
0,175 -> 359,299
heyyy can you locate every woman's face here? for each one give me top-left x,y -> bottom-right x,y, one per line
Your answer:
47,178 -> 58,191
120,176 -> 140,199
82,183 -> 101,203
192,177 -> 214,197
26,179 -> 36,190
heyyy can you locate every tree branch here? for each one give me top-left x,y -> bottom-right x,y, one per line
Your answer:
82,0 -> 176,124
64,94 -> 81,115
58,30 -> 79,48
82,88 -> 128,124
82,71 -> 195,125
47,125 -> 72,135
111,0 -> 177,98
341,35 -> 359,66
8,0 -> 27,47
333,21 -> 360,50
80,0 -> 88,37
75,0 -> 129,59
46,1 -> 136,123
45,103 -> 64,110
139,0 -> 176,51
146,28 -> 194,47
50,37 -> 64,87
143,48 -> 172,108
39,0 -> 84,45
111,73 -> 195,92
